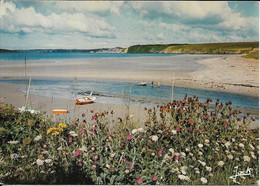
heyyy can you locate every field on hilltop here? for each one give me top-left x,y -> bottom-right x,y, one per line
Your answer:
127,42 -> 259,59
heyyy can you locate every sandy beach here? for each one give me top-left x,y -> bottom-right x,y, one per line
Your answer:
0,55 -> 258,96
0,54 -> 258,129
0,82 -> 258,129
0,83 -> 150,125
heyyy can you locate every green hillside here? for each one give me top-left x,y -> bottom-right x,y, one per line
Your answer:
127,42 -> 259,56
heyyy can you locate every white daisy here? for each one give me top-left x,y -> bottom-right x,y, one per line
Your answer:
151,135 -> 159,142
45,159 -> 52,164
243,156 -> 250,162
34,135 -> 42,141
225,141 -> 231,148
36,159 -> 44,166
169,148 -> 175,154
131,129 -> 138,134
227,155 -> 233,160
199,161 -> 206,166
217,161 -> 224,167
239,143 -> 244,148
171,130 -> 177,135
10,153 -> 18,160
8,140 -> 19,144
69,131 -> 78,137
137,128 -> 144,133
201,177 -> 207,184
249,144 -> 255,150
206,166 -> 212,172
180,166 -> 188,172
198,144 -> 203,148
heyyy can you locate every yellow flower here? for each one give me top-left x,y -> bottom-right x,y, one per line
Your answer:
47,128 -> 53,134
51,131 -> 60,136
59,123 -> 67,129
47,127 -> 62,135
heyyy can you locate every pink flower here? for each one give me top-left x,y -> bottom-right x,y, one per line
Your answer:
176,127 -> 180,132
121,142 -> 124,147
174,155 -> 179,161
81,129 -> 86,134
73,123 -> 78,127
224,123 -> 228,127
206,114 -> 210,119
75,150 -> 81,157
78,162 -> 82,167
69,136 -> 73,142
136,177 -> 142,184
127,135 -> 132,140
158,149 -> 162,156
123,158 -> 127,162
92,129 -> 96,135
92,115 -> 97,120
129,162 -> 133,168
189,119 -> 193,124
238,118 -> 242,122
185,100 -> 188,104
152,175 -> 157,181
93,155 -> 98,161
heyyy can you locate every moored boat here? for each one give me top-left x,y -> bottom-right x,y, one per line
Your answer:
135,82 -> 147,86
19,78 -> 40,114
75,92 -> 96,104
52,109 -> 68,114
76,96 -> 96,104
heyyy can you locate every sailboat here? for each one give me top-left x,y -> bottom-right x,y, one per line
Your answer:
18,78 -> 40,114
75,91 -> 96,105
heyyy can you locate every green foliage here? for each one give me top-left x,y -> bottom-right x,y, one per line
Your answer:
127,42 -> 259,54
127,44 -> 172,53
242,52 -> 259,60
0,96 -> 259,184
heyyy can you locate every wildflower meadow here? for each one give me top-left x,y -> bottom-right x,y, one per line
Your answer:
0,95 -> 259,184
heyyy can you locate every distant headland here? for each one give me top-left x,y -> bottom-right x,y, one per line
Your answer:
1,41 -> 259,59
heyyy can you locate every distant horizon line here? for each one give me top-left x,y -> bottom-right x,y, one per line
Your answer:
1,41 -> 259,51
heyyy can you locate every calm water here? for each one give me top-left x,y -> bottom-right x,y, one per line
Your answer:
0,78 -> 258,109
0,52 -> 178,60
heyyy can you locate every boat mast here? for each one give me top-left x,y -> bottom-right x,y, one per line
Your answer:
25,77 -> 31,106
171,75 -> 174,102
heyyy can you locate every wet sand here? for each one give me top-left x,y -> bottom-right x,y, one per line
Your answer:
0,84 -> 150,125
0,54 -> 258,128
0,54 -> 258,96
0,83 -> 258,129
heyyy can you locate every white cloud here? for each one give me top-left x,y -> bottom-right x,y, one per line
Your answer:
163,2 -> 230,21
129,1 -> 258,33
0,0 -> 15,17
0,1 -> 115,37
55,1 -> 124,15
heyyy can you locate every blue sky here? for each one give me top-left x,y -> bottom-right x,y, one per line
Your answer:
0,1 -> 259,49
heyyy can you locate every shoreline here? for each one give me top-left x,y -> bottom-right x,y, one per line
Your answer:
0,83 -> 259,129
0,76 -> 259,99
0,54 -> 258,97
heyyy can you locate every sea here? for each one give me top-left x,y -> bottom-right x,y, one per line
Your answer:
0,52 -> 258,109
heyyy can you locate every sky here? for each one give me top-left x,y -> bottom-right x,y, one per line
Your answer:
0,1 -> 259,49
